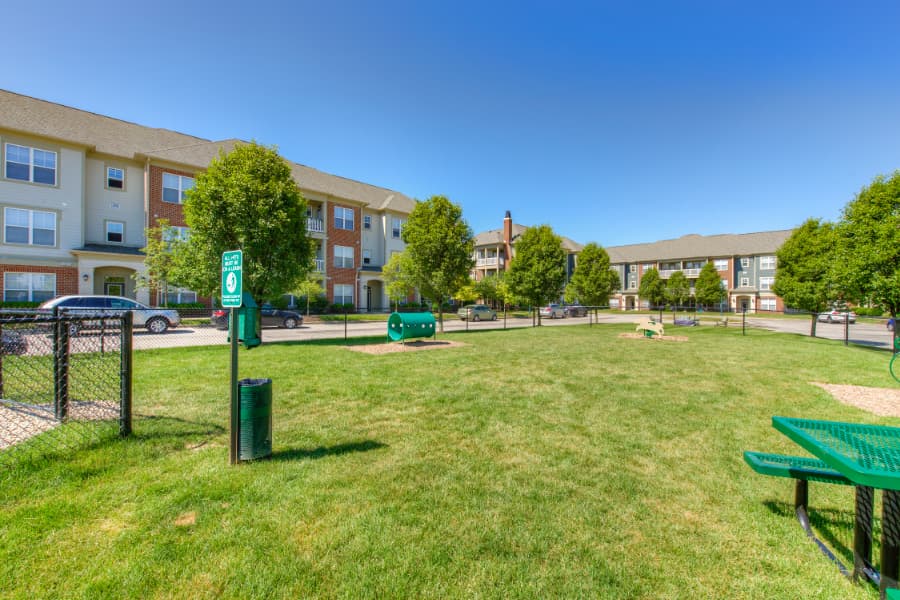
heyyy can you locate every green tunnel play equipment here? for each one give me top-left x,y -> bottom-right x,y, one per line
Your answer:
387,312 -> 436,342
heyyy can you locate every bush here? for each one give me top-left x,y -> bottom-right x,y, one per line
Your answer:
0,301 -> 40,309
855,307 -> 885,317
329,303 -> 355,313
167,302 -> 205,309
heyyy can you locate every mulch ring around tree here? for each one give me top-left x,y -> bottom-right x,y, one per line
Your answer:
346,340 -> 467,355
617,332 -> 689,342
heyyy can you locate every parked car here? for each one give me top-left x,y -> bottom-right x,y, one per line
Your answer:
817,310 -> 857,324
539,304 -> 566,319
1,328 -> 27,355
211,304 -> 303,330
564,303 -> 588,318
457,304 -> 497,321
39,295 -> 181,333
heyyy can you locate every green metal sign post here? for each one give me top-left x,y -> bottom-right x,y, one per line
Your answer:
222,250 -> 243,465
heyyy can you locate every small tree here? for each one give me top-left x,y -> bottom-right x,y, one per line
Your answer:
174,142 -> 313,301
694,262 -> 725,311
566,242 -> 619,308
638,268 -> 666,314
665,271 -> 690,317
506,225 -> 567,325
294,276 -> 324,316
402,196 -> 475,331
773,218 -> 835,336
474,274 -> 504,308
383,251 -> 416,312
134,218 -> 182,306
454,279 -> 479,305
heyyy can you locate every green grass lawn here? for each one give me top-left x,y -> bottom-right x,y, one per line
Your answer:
2,324 -> 895,599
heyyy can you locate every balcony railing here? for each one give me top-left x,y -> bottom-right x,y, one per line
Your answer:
476,257 -> 504,267
307,218 -> 324,233
313,259 -> 324,272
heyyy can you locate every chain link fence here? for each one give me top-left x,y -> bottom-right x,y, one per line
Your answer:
0,311 -> 132,468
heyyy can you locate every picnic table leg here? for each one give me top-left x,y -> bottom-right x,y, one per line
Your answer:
853,486 -> 874,583
881,489 -> 900,598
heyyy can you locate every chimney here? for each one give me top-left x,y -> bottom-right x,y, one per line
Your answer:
503,211 -> 513,270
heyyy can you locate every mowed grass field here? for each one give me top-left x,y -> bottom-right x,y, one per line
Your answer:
2,324 -> 895,599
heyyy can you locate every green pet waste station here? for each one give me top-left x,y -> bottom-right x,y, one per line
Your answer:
238,378 -> 272,460
387,312 -> 436,342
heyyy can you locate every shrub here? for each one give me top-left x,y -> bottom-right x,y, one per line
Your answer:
0,301 -> 40,309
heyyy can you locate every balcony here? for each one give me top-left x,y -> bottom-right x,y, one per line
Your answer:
683,268 -> 701,278
313,259 -> 324,272
476,257 -> 504,268
307,218 -> 324,234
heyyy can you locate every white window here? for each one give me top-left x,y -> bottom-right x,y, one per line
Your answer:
714,259 -> 728,271
721,278 -> 729,289
363,249 -> 371,265
162,173 -> 194,204
392,217 -> 403,239
4,272 -> 55,302
759,256 -> 776,270
760,298 -> 777,311
740,277 -> 750,287
163,226 -> 190,243
334,284 -> 353,305
5,143 -> 57,185
334,245 -> 354,268
740,257 -> 750,268
334,207 -> 354,230
642,263 -> 655,271
4,207 -> 56,246
363,215 -> 371,230
759,276 -> 774,291
106,220 -> 124,243
107,166 -> 125,190
166,289 -> 197,305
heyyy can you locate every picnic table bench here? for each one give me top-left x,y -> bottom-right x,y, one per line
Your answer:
634,318 -> 664,338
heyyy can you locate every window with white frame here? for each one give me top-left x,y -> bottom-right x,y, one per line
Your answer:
107,166 -> 125,190
334,245 -> 354,268
3,272 -> 55,302
759,276 -> 774,291
714,259 -> 728,271
5,143 -> 57,185
334,284 -> 353,305
363,215 -> 371,230
721,278 -> 729,289
759,256 -> 776,270
4,207 -> 56,246
392,217 -> 402,239
363,249 -> 371,265
642,263 -> 655,271
165,288 -> 197,305
740,277 -> 750,287
740,257 -> 750,268
106,220 -> 124,243
162,173 -> 194,204
162,226 -> 190,243
760,298 -> 777,312
334,207 -> 354,230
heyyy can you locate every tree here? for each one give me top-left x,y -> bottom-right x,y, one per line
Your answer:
474,273 -> 504,308
505,225 -> 567,325
134,219 -> 183,306
772,218 -> 836,336
832,171 -> 900,346
383,252 -> 416,312
174,142 -> 313,301
665,271 -> 690,313
638,268 -> 666,313
454,279 -> 479,305
401,195 -> 474,331
694,262 -> 726,311
566,242 -> 619,308
293,275 -> 324,316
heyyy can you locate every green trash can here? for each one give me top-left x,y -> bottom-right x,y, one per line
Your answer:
239,378 -> 272,460
387,311 -> 436,342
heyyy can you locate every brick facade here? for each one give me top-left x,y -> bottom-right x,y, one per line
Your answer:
327,204 -> 360,304
0,264 -> 78,300
149,165 -> 194,227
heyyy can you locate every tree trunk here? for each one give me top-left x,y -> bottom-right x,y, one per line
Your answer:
810,313 -> 817,337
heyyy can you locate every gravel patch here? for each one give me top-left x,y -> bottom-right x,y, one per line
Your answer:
0,400 -> 119,450
811,382 -> 900,418
617,332 -> 689,342
346,340 -> 467,355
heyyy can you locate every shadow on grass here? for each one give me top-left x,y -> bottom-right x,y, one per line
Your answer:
271,439 -> 387,462
763,500 -> 857,567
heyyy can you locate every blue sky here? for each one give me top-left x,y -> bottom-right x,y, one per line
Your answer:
6,1 -> 900,247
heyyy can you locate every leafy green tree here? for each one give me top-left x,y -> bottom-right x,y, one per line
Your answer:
694,262 -> 726,311
134,218 -> 183,306
665,271 -> 690,313
474,274 -> 504,308
566,242 -> 619,307
401,196 -> 475,331
293,275 -> 324,316
506,225 -> 567,325
383,252 -> 416,312
174,142 -> 312,301
772,218 -> 836,336
832,171 -> 900,345
638,268 -> 666,311
454,279 -> 479,305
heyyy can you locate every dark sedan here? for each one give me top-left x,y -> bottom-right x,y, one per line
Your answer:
212,304 -> 303,330
564,304 -> 588,317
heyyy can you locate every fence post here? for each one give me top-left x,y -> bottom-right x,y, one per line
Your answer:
119,311 -> 133,437
844,316 -> 849,347
0,322 -> 4,398
54,309 -> 70,421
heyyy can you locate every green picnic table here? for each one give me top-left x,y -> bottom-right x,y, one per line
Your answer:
773,416 -> 900,599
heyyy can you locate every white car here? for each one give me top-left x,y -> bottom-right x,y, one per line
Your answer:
817,310 -> 857,324
539,304 -> 566,319
39,295 -> 181,333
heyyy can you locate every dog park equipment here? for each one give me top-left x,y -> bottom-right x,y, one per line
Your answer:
388,312 -> 436,342
238,378 -> 273,461
635,318 -> 664,338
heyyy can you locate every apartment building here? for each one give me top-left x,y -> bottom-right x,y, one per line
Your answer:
605,230 -> 793,312
0,90 -> 415,310
472,211 -> 583,282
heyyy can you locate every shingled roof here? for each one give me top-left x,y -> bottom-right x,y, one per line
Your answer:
606,229 -> 794,263
0,89 -> 416,212
474,223 -> 583,253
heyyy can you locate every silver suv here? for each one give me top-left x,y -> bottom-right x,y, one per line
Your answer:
39,295 -> 181,333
